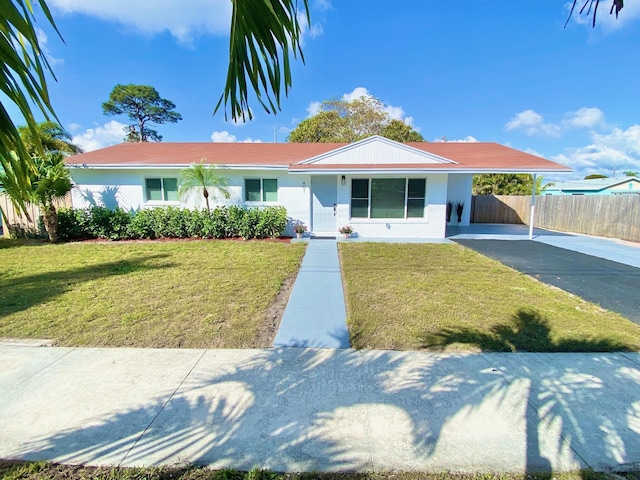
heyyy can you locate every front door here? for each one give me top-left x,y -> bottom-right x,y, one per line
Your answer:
311,175 -> 337,233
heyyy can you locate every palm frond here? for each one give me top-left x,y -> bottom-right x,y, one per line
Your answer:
214,0 -> 310,122
0,0 -> 61,214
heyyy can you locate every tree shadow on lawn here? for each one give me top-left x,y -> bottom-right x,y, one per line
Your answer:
0,254 -> 173,318
5,340 -> 640,474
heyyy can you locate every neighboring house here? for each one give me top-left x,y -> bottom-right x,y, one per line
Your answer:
66,136 -> 570,239
544,177 -> 640,196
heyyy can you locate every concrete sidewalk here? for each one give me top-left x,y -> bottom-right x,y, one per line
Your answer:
273,240 -> 349,348
2,345 -> 640,473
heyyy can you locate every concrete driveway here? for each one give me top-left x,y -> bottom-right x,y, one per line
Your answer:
454,239 -> 640,324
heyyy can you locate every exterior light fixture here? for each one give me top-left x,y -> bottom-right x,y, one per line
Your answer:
341,175 -> 346,185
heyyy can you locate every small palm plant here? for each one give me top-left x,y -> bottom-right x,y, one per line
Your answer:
178,158 -> 230,214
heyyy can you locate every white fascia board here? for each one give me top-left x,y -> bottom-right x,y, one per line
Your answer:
289,168 -> 573,175
67,164 -> 289,171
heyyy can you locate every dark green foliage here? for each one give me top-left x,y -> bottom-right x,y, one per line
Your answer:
56,206 -> 289,242
57,208 -> 92,240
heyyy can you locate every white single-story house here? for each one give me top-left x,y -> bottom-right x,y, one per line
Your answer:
543,176 -> 640,196
66,136 -> 571,238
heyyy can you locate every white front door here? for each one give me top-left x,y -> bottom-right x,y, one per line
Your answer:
311,175 -> 337,233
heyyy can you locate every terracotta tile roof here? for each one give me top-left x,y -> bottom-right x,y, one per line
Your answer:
67,142 -> 341,166
66,141 -> 571,173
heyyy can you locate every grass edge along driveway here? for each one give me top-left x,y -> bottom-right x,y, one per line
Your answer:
339,242 -> 640,352
0,239 -> 306,348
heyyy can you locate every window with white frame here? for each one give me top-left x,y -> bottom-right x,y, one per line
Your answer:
245,178 -> 278,202
145,177 -> 178,202
350,178 -> 426,219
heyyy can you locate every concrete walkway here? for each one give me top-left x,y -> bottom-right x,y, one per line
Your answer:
273,239 -> 349,348
2,345 -> 640,473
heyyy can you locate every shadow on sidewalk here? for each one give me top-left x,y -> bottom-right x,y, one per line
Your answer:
9,321 -> 640,473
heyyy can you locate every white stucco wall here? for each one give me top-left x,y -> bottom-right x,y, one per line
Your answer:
70,167 -> 456,238
446,174 -> 473,226
332,173 -> 448,238
69,167 -> 311,236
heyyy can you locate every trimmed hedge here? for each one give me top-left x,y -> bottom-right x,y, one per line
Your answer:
57,205 -> 288,241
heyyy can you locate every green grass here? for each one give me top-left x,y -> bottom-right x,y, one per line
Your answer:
0,239 -> 305,348
339,243 -> 640,352
0,461 -> 627,480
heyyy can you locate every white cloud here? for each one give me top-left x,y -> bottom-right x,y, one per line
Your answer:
211,130 -> 262,143
525,148 -> 543,157
563,107 -> 606,129
36,27 -> 63,66
48,0 -> 232,45
306,101 -> 322,117
313,0 -> 331,11
342,87 -> 370,102
432,135 -> 478,143
304,87 -> 417,128
505,109 -> 562,137
297,10 -> 323,46
566,0 -> 640,33
72,120 -> 127,151
551,124 -> 640,178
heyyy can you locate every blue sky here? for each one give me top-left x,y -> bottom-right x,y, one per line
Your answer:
21,0 -> 640,180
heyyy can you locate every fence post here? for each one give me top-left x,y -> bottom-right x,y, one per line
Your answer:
528,175 -> 537,239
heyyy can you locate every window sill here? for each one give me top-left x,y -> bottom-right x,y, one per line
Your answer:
349,218 -> 428,223
144,201 -> 181,207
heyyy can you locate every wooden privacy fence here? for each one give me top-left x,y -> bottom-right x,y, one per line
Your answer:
471,194 -> 640,243
0,194 -> 72,237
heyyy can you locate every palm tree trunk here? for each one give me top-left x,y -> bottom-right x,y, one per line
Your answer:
42,204 -> 58,243
203,188 -> 211,214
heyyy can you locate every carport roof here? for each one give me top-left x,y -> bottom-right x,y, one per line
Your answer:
66,137 -> 571,174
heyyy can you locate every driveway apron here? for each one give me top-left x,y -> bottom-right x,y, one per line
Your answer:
455,239 -> 640,324
273,239 -> 350,348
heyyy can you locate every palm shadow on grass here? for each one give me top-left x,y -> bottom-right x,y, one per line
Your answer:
421,307 -> 633,353
0,254 -> 173,319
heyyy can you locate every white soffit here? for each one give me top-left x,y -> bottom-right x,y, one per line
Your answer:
297,136 -> 456,166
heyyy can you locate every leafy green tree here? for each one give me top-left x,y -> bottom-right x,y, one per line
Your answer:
584,174 -> 608,179
287,111 -> 350,143
178,159 -> 230,214
381,119 -> 425,142
288,95 -> 422,143
624,170 -> 638,177
18,121 -> 82,156
473,174 -> 531,195
102,84 -> 182,142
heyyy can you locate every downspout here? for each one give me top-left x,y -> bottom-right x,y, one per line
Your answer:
529,173 -> 537,240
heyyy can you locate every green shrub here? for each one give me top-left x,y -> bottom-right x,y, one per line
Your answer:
87,206 -> 131,240
55,205 -> 288,242
58,208 -> 92,240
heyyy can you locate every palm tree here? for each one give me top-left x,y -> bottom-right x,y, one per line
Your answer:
0,152 -> 72,242
215,0 -> 310,122
18,121 -> 83,156
178,159 -> 230,214
1,0 -> 60,218
27,153 -> 72,243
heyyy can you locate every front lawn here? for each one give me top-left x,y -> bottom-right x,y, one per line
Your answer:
339,243 -> 640,352
0,239 -> 305,348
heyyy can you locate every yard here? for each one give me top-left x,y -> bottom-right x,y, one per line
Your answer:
0,239 -> 305,348
339,243 -> 640,352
